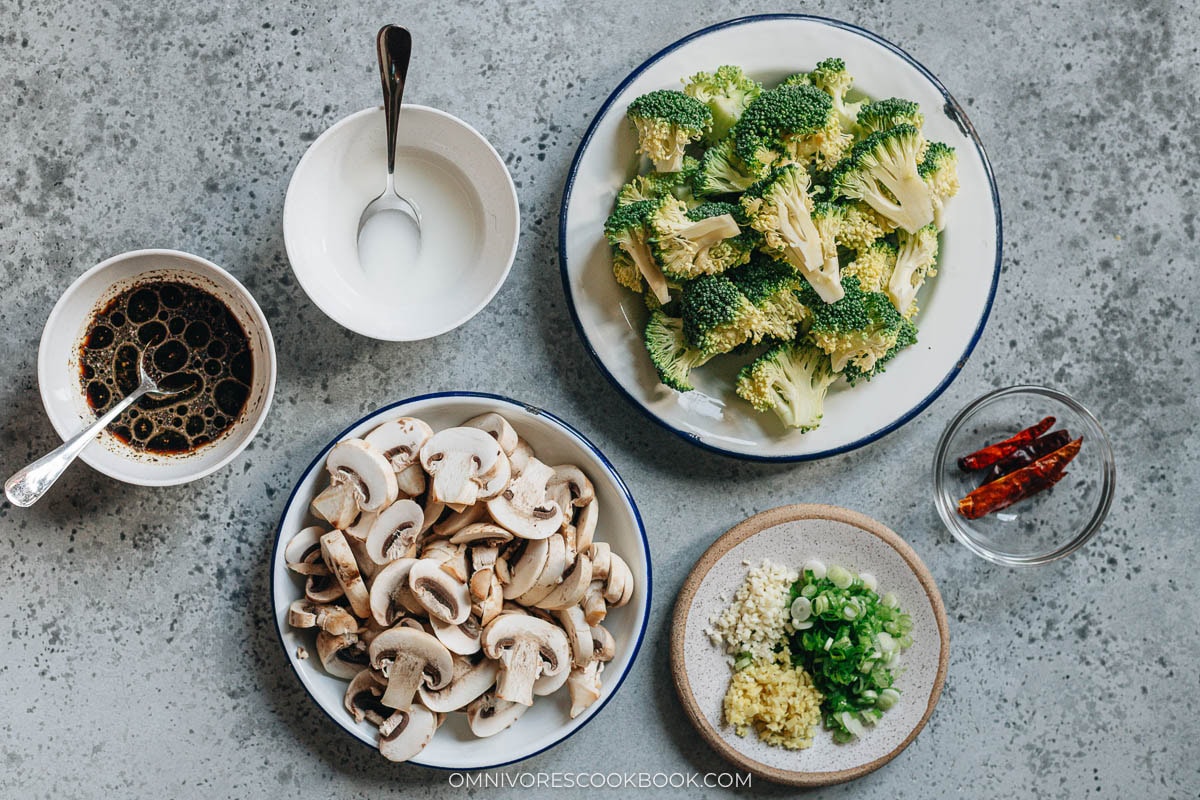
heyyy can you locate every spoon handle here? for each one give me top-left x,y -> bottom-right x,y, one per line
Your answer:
4,385 -> 148,507
376,24 -> 413,178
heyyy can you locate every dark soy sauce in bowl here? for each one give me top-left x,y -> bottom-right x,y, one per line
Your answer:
80,280 -> 253,454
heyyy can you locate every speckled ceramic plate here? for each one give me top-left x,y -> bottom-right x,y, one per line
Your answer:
670,505 -> 949,786
559,14 -> 1002,461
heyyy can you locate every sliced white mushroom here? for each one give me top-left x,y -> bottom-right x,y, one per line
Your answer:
508,439 -> 534,476
481,614 -> 570,706
366,499 -> 424,565
325,439 -> 398,513
369,558 -> 422,627
547,465 -> 595,516
536,554 -> 593,611
409,559 -> 471,625
419,427 -> 507,509
567,660 -> 604,719
581,580 -> 607,626
466,691 -> 528,737
344,668 -> 390,726
378,703 -> 438,763
369,627 -> 453,711
462,412 -> 519,455
590,625 -> 616,662
310,481 -> 360,529
486,458 -> 563,540
431,613 -> 482,656
317,631 -> 371,680
304,570 -> 345,604
343,529 -> 383,583
285,526 -> 329,575
432,503 -> 487,538
449,522 -> 514,546
603,552 -> 633,607
574,500 -> 598,556
364,418 -> 433,492
554,605 -> 595,668
438,545 -> 470,584
320,530 -> 371,618
342,510 -> 377,543
287,599 -> 358,636
419,655 -> 498,713
501,538 -> 551,599
513,534 -> 568,607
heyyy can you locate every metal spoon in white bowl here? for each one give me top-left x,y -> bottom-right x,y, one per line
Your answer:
5,351 -> 185,507
356,25 -> 421,255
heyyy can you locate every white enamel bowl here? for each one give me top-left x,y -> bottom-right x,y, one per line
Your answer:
560,14 -> 1002,460
284,105 -> 519,341
271,393 -> 651,770
37,248 -> 276,486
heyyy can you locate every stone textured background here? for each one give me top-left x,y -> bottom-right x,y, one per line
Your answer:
1,1 -> 1196,798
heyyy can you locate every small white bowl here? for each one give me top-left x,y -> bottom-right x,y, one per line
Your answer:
284,106 -> 519,341
38,249 -> 276,487
271,392 -> 651,770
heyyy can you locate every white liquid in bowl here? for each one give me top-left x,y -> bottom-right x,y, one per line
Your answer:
355,150 -> 482,305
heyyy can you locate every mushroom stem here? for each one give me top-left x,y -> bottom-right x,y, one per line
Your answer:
494,637 -> 543,706
380,651 -> 428,711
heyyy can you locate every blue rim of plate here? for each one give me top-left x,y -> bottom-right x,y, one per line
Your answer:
557,13 -> 1004,462
269,391 -> 653,770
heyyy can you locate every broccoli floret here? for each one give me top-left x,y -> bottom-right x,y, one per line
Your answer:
856,98 -> 925,136
693,138 -> 760,197
837,201 -> 896,251
808,57 -> 864,133
617,157 -> 704,207
798,276 -> 911,372
605,199 -> 672,304
741,164 -> 844,303
779,72 -> 812,87
626,90 -> 711,173
683,65 -> 763,143
611,246 -> 644,293
887,223 -> 939,317
644,310 -> 712,392
736,338 -> 838,431
840,318 -> 918,385
648,198 -> 749,280
842,239 -> 898,293
727,255 -> 809,340
831,124 -> 934,234
733,84 -> 851,171
680,273 -> 762,356
810,200 -> 845,278
919,141 -> 959,230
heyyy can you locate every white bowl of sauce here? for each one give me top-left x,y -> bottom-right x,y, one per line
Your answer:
283,105 -> 519,341
38,249 -> 277,487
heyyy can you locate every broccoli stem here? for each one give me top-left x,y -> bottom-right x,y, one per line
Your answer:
678,214 -> 740,248
623,240 -> 671,305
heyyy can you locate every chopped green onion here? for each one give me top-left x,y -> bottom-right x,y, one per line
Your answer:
827,565 -> 853,589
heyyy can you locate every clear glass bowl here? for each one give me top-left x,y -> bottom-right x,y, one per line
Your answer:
933,385 -> 1116,566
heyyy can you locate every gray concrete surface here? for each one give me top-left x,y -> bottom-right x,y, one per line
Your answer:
1,1 -> 1197,798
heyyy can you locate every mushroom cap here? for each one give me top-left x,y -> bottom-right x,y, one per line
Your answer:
481,613 -> 571,706
344,668 -> 391,726
508,439 -> 534,476
366,499 -> 425,565
319,530 -> 371,619
461,412 -> 519,455
368,558 -> 422,627
432,503 -> 487,538
574,501 -> 598,555
603,552 -> 633,608
513,534 -> 568,607
535,554 -> 593,611
419,656 -> 498,713
554,605 -> 595,669
285,525 -> 328,573
449,522 -> 514,546
501,538 -> 551,600
419,427 -> 506,508
466,691 -> 529,738
590,624 -> 616,662
326,439 -> 399,513
409,558 -> 472,625
377,703 -> 438,763
317,631 -> 370,680
486,458 -> 563,540
547,465 -> 596,509
364,418 -> 433,473
304,571 -> 345,604
430,614 -> 483,656
369,627 -> 453,711
287,599 -> 358,636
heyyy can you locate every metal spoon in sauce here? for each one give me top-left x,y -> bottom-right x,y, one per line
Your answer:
5,351 -> 185,507
356,25 -> 421,252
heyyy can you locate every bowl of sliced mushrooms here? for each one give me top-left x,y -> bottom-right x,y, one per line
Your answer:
271,392 -> 650,768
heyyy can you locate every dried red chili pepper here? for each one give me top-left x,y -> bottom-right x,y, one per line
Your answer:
956,436 -> 1082,520
981,430 -> 1072,483
957,416 -> 1056,471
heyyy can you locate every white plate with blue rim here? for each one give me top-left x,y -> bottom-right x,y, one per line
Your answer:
559,14 -> 1001,461
271,392 -> 651,770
